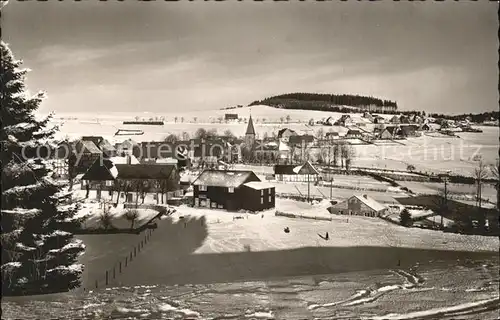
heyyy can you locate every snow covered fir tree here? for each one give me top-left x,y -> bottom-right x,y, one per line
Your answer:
1,41 -> 86,295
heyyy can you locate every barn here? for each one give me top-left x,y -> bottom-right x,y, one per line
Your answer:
329,194 -> 387,217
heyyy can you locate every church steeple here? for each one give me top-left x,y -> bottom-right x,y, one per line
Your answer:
245,115 -> 256,136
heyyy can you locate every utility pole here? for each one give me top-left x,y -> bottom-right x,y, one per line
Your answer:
330,177 -> 333,200
442,170 -> 450,229
307,172 -> 310,203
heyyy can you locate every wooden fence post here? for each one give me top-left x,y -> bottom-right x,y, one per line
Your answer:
134,247 -> 137,257
113,266 -> 116,279
130,251 -> 133,261
105,271 -> 109,285
125,256 -> 128,267
95,280 -> 98,289
119,261 -> 122,273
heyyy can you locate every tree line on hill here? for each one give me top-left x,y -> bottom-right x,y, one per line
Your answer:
249,93 -> 398,109
428,111 -> 499,123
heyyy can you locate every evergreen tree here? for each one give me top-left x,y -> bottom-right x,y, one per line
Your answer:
1,41 -> 85,295
400,209 -> 413,227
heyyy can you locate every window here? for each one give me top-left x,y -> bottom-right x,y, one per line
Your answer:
261,197 -> 264,204
199,185 -> 207,191
228,187 -> 234,193
106,180 -> 113,187
261,190 -> 264,196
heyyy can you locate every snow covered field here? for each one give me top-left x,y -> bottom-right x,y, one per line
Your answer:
167,200 -> 499,254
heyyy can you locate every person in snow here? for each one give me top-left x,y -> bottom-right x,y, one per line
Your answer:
325,232 -> 329,240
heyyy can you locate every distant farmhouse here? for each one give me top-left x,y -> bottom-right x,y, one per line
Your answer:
224,113 -> 239,121
192,170 -> 275,211
329,194 -> 387,217
345,129 -> 362,139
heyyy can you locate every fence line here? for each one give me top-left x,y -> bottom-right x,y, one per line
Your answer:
84,228 -> 156,292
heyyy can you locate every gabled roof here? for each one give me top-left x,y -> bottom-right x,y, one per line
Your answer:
274,162 -> 319,175
277,128 -> 297,138
99,139 -> 115,152
353,195 -> 386,212
383,126 -> 401,135
114,164 -> 175,180
77,140 -> 102,154
289,134 -> 314,145
274,165 -> 297,174
81,136 -> 104,147
246,115 -> 256,135
192,170 -> 259,187
82,159 -> 117,181
346,129 -> 361,135
326,131 -> 339,136
295,161 -> 320,175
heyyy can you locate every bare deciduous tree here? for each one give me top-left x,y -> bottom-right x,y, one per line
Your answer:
124,209 -> 139,230
99,205 -> 114,230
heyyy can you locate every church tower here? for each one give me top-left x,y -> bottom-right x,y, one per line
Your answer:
245,114 -> 256,148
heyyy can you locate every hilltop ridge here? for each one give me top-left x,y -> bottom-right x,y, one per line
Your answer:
249,92 -> 398,114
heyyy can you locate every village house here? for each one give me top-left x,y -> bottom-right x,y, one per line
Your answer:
334,115 -> 354,127
115,138 -> 139,156
288,134 -> 315,147
224,113 -> 239,121
274,161 -> 320,182
277,128 -> 298,142
361,112 -> 374,123
323,116 -> 336,126
98,139 -> 117,158
73,139 -> 103,173
389,115 -> 401,124
81,157 -> 179,203
373,115 -> 386,124
325,131 -> 340,140
379,126 -> 403,140
419,123 -> 441,132
134,141 -> 190,167
399,124 -> 419,137
345,129 -> 363,139
409,114 -> 424,124
399,115 -> 410,124
192,170 -> 275,211
329,194 -> 387,217
254,142 -> 279,164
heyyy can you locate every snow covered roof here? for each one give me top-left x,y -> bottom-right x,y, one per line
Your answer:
192,170 -> 259,188
353,195 -> 386,212
109,155 -> 139,165
243,181 -> 275,190
78,140 -> 102,154
114,164 -> 176,180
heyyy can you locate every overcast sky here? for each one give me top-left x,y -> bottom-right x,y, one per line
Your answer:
3,1 -> 498,115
